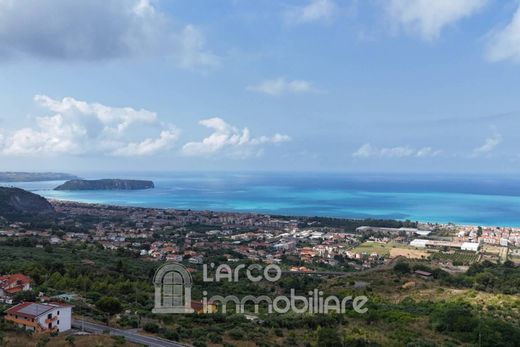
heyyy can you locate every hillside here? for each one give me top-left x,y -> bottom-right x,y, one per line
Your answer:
0,187 -> 54,220
54,179 -> 154,191
0,172 -> 78,182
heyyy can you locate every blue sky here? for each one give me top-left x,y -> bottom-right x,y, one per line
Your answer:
1,0 -> 520,173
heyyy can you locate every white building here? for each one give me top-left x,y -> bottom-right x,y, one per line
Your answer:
4,302 -> 72,333
410,239 -> 428,248
461,242 -> 480,252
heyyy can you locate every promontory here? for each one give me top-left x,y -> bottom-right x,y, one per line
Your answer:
0,187 -> 54,220
54,179 -> 155,191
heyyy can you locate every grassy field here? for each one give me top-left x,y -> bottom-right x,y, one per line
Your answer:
389,248 -> 429,259
350,241 -> 405,256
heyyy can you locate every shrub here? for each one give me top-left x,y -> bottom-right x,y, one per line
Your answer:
229,327 -> 245,339
163,329 -> 179,341
143,322 -> 160,334
208,332 -> 223,343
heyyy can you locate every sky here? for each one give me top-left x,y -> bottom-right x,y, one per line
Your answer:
1,0 -> 520,173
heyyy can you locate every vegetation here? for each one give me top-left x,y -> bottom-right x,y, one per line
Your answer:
431,250 -> 479,265
443,260 -> 520,294
1,240 -> 520,346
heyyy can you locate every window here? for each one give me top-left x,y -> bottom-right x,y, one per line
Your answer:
162,271 -> 184,307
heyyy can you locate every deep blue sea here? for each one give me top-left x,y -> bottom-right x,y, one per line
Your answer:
3,172 -> 520,227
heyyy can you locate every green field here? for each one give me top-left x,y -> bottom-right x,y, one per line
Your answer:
350,241 -> 403,256
431,250 -> 479,265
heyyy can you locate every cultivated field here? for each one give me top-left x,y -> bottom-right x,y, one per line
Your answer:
389,247 -> 429,259
350,241 -> 404,256
431,250 -> 479,265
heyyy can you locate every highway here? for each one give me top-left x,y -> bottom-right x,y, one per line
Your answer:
72,320 -> 189,347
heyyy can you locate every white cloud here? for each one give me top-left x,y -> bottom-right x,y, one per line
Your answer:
285,0 -> 337,24
386,0 -> 487,40
472,129 -> 502,156
247,78 -> 316,96
0,0 -> 219,69
182,117 -> 290,158
175,25 -> 220,69
352,143 -> 440,158
111,129 -> 179,156
1,95 -> 178,157
486,5 -> 520,63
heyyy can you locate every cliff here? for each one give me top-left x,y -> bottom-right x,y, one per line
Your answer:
0,187 -> 54,220
54,179 -> 155,191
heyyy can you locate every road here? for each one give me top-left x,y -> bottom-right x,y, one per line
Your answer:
72,320 -> 189,347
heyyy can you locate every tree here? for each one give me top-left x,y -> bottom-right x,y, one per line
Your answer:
96,297 -> 122,325
393,261 -> 410,274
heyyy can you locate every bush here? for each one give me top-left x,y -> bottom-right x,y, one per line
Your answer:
208,332 -> 223,343
274,328 -> 284,337
163,329 -> 179,341
143,322 -> 160,334
36,336 -> 50,347
394,262 -> 411,274
317,327 -> 341,347
228,327 -> 245,339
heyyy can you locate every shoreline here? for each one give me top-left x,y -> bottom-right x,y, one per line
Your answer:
48,198 -> 520,230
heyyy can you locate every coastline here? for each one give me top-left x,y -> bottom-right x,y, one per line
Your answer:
5,172 -> 520,227
48,198 -> 518,230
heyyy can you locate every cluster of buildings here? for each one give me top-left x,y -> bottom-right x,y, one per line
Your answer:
0,273 -> 31,304
0,273 -> 73,334
411,225 -> 520,251
409,239 -> 480,252
27,201 -> 369,268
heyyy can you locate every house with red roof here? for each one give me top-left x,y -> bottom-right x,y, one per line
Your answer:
4,302 -> 72,333
0,274 -> 32,300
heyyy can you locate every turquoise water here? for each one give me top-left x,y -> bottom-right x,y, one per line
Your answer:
3,172 -> 520,227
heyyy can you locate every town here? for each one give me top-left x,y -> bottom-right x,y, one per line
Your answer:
2,201 -> 519,271
1,200 -> 520,346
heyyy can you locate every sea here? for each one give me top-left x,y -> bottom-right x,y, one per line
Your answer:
3,172 -> 520,227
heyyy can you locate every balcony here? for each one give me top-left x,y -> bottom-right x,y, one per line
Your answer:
5,316 -> 38,328
45,316 -> 58,324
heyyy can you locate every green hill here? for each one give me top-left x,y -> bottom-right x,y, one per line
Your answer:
0,187 -> 54,220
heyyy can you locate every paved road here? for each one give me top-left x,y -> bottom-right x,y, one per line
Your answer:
281,270 -> 350,276
72,320 -> 189,347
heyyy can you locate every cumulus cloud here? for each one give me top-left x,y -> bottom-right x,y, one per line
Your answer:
1,95 -> 178,157
486,5 -> 520,63
385,0 -> 487,40
247,78 -> 316,96
285,0 -> 337,24
111,129 -> 179,156
182,117 -> 290,158
352,144 -> 440,158
472,129 -> 502,156
0,0 -> 219,68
